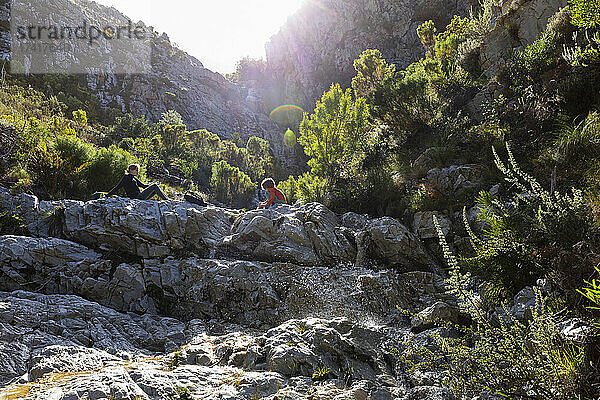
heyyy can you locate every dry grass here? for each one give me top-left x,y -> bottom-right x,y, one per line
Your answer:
0,354 -> 169,400
0,383 -> 32,400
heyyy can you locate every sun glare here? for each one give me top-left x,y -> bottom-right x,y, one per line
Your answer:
92,0 -> 305,73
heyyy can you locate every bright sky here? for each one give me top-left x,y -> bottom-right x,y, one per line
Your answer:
93,0 -> 306,74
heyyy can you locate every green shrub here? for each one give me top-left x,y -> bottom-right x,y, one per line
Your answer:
409,215 -> 592,399
417,20 -> 436,54
87,145 -> 137,194
351,49 -> 395,97
368,59 -> 434,137
298,83 -> 370,187
552,112 -> 600,165
459,143 -> 594,294
210,160 -> 256,208
108,113 -> 156,144
547,7 -> 577,41
508,31 -> 559,92
457,39 -> 482,76
278,175 -> 298,205
295,172 -> 327,204
468,0 -> 499,38
578,265 -> 600,308
0,209 -> 28,235
159,110 -> 184,127
52,135 -> 94,172
570,0 -> 600,28
160,124 -> 187,158
72,109 -> 87,126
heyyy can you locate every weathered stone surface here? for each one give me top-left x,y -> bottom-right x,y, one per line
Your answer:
264,318 -> 396,384
356,217 -> 433,271
511,286 -> 537,320
479,0 -> 568,77
29,345 -> 121,381
411,148 -> 440,178
0,291 -> 417,399
0,290 -> 188,386
411,301 -> 462,331
426,165 -> 484,199
62,198 -> 234,258
412,212 -> 452,240
220,203 -> 356,266
0,241 -> 413,327
264,0 -> 476,109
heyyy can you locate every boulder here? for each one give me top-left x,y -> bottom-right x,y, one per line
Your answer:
426,165 -> 484,199
62,198 -> 234,258
412,212 -> 452,241
263,318 -> 396,385
411,148 -> 440,178
356,217 -> 433,271
29,345 -> 120,381
411,301 -> 463,331
219,203 -> 356,266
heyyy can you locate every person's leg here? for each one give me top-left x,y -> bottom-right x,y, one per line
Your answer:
139,184 -> 168,200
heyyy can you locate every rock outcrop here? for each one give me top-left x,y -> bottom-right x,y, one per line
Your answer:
0,187 -> 461,398
479,0 -> 568,77
0,0 -> 287,157
263,0 -> 476,108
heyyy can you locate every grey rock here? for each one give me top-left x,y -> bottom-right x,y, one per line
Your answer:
479,0 -> 568,77
356,217 -> 433,271
511,286 -> 537,320
426,165 -> 484,199
341,212 -> 369,232
557,318 -> 595,344
412,212 -> 451,240
263,318 -> 396,385
0,241 -> 409,326
63,198 -> 234,259
29,345 -> 120,381
411,301 -> 462,331
411,148 -> 440,178
220,203 -> 356,266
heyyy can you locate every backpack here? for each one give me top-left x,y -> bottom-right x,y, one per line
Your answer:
184,192 -> 206,207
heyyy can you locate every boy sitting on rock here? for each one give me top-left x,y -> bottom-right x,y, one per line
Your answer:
258,178 -> 287,208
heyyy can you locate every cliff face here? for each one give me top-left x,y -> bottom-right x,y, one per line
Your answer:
2,0 -> 286,155
264,0 -> 476,108
85,32 -> 285,155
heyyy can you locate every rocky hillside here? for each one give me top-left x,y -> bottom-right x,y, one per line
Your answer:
0,182 -> 572,399
0,0 -> 286,156
263,0 -> 477,108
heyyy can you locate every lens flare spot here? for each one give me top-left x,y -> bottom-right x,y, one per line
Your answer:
284,128 -> 297,148
270,104 -> 305,126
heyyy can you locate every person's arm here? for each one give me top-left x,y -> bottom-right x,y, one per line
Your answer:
106,175 -> 126,197
263,189 -> 276,207
134,177 -> 149,189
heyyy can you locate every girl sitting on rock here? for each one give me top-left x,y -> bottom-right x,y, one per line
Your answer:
258,178 -> 287,208
107,164 -> 169,200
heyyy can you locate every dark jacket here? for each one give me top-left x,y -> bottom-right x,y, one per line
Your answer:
107,174 -> 148,199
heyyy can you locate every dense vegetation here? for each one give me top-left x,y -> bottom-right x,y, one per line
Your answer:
0,0 -> 599,396
0,83 -> 278,207
274,0 -> 600,396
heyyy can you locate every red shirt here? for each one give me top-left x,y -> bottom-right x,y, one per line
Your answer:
265,187 -> 287,206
